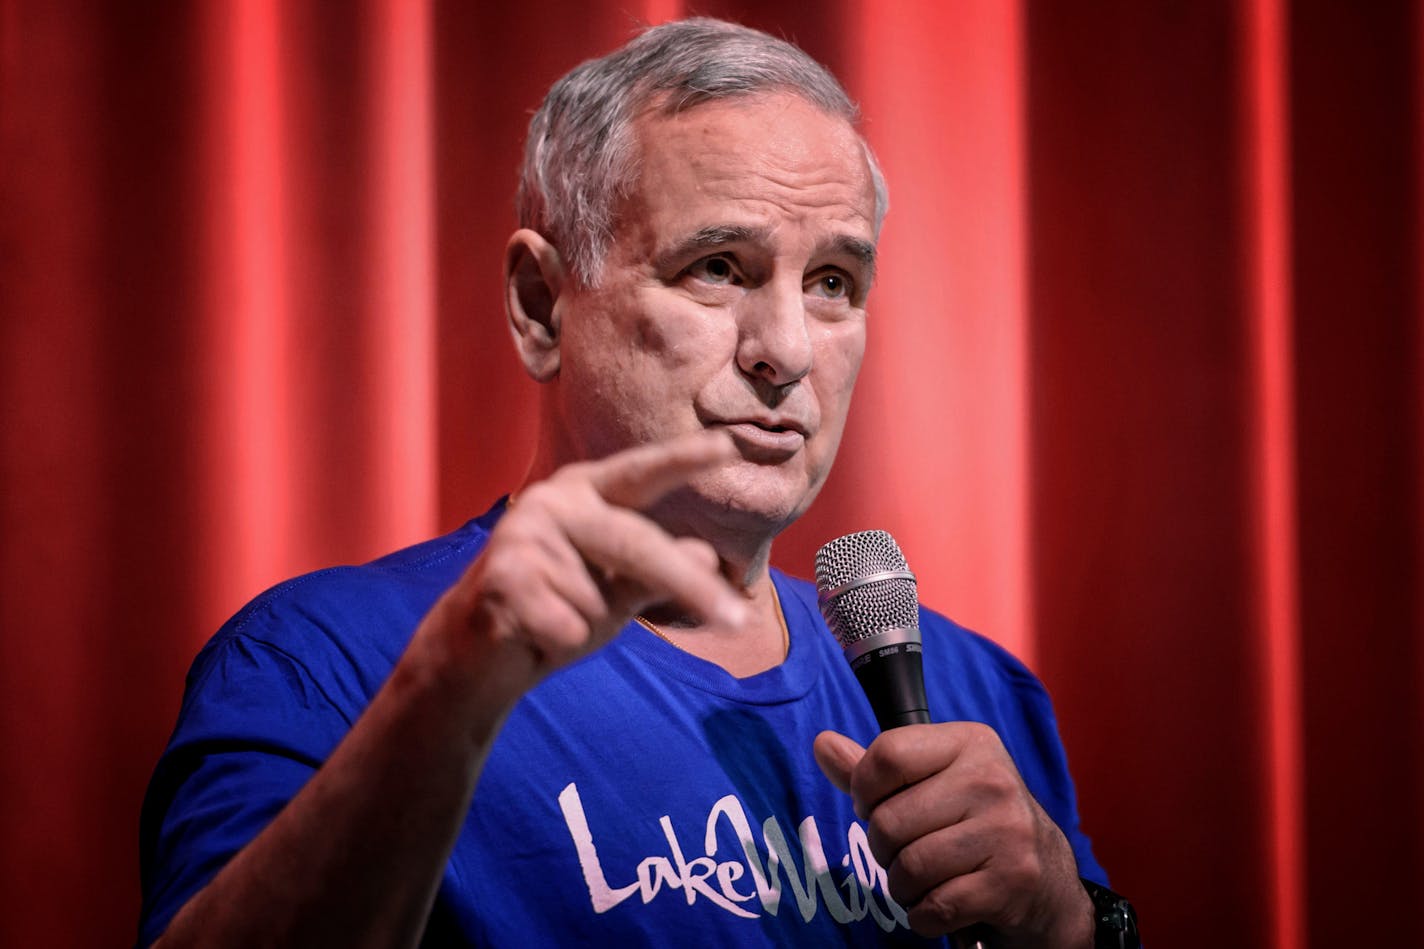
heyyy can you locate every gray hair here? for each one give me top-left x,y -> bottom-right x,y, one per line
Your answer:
517,17 -> 889,286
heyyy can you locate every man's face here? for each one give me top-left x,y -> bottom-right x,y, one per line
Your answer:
552,92 -> 878,536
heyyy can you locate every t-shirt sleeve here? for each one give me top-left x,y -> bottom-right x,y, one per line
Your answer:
967,632 -> 1109,888
999,658 -> 1108,888
917,613 -> 1109,890
136,632 -> 356,947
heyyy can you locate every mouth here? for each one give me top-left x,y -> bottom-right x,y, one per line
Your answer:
713,418 -> 808,460
712,412 -> 809,436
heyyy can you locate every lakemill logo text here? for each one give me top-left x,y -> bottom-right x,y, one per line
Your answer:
558,782 -> 910,931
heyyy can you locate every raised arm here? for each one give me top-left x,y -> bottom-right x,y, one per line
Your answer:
153,431 -> 745,949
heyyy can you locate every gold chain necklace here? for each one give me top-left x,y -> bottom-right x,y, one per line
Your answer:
635,583 -> 789,661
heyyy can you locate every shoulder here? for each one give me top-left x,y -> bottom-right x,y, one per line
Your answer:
913,608 -> 1086,831
773,571 -> 1040,694
146,508 -> 505,831
221,517 -> 490,646
918,608 -> 1047,699
911,606 -> 1061,743
184,508 -> 502,725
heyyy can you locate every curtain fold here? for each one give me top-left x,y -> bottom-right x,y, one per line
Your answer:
1,1 -> 1418,946
1240,0 -> 1304,943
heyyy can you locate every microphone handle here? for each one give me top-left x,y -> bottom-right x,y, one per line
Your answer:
850,635 -> 992,947
847,635 -> 930,731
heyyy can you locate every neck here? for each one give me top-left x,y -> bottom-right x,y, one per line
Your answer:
653,498 -> 776,590
642,571 -> 788,678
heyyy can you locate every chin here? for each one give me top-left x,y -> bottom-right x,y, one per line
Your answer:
680,463 -> 825,538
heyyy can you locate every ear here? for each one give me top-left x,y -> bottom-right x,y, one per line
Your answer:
504,228 -> 567,383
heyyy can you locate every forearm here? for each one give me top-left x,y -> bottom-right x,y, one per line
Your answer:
155,611 -> 537,949
151,434 -> 740,947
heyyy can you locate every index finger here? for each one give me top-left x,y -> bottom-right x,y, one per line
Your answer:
582,430 -> 739,510
850,724 -> 979,815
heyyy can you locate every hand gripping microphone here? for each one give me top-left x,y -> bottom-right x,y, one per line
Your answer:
815,530 -> 930,729
816,530 -> 993,949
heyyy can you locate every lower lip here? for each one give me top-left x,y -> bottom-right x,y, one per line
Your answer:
720,422 -> 805,459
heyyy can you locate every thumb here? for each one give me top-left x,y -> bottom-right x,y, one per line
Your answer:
813,730 -> 867,796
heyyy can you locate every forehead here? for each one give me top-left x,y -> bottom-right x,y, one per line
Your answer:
617,93 -> 877,250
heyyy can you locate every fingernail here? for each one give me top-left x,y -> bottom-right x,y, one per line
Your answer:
716,594 -> 748,628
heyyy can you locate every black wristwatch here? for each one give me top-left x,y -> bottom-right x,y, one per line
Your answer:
1081,878 -> 1140,949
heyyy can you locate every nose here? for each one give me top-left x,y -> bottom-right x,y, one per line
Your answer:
736,279 -> 813,389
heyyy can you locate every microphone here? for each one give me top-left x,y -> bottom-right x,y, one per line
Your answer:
814,530 -> 930,730
815,530 -> 992,949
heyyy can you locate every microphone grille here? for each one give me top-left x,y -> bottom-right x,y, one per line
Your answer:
814,530 -> 919,647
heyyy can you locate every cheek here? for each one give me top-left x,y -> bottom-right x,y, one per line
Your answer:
811,323 -> 866,423
628,295 -> 735,373
560,294 -> 738,436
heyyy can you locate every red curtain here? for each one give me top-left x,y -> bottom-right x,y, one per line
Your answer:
2,1 -> 1420,945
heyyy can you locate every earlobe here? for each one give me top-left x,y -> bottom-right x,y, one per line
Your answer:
504,229 -> 567,383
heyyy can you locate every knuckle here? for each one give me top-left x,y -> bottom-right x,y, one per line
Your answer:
867,807 -> 907,859
891,840 -> 929,889
976,770 -> 1016,806
516,479 -> 559,508
489,511 -> 553,558
606,529 -> 641,564
910,886 -> 960,935
675,536 -> 718,568
884,861 -> 913,906
855,737 -> 898,789
962,720 -> 1002,754
524,475 -> 591,515
546,459 -> 584,482
551,458 -> 600,490
999,849 -> 1039,894
876,726 -> 914,759
523,601 -> 588,660
478,545 -> 516,582
478,552 -> 536,604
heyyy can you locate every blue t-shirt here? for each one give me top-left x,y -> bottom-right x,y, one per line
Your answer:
138,499 -> 1104,946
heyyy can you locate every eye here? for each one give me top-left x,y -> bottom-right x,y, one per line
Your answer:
686,254 -> 742,286
807,271 -> 852,300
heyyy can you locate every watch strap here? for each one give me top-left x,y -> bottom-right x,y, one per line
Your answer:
1080,877 -> 1141,949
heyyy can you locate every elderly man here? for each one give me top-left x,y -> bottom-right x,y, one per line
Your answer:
139,18 -> 1134,948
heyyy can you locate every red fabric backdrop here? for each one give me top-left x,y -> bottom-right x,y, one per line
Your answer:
2,1 -> 1420,945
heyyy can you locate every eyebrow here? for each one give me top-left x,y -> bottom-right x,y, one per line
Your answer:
833,235 -> 878,285
652,224 -> 768,272
653,224 -> 878,283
